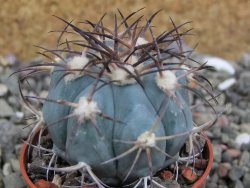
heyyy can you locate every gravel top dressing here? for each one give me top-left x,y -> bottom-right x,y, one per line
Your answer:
0,50 -> 250,187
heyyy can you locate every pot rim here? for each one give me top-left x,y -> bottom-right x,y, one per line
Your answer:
192,135 -> 213,188
20,142 -> 36,188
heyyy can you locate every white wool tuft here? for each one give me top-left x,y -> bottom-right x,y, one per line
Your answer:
64,55 -> 89,82
108,64 -> 137,85
68,55 -> 89,70
73,97 -> 99,122
136,37 -> 148,46
156,70 -> 177,93
137,131 -> 156,148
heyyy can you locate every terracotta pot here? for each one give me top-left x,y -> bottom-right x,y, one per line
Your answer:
20,142 -> 37,188
20,133 -> 213,188
192,136 -> 213,188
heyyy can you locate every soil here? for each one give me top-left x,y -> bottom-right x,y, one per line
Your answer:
26,131 -> 208,188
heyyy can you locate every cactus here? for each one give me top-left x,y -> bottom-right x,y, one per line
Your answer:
19,9 -> 217,187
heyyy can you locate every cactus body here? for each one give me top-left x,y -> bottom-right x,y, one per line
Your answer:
16,8 -> 218,187
43,64 -> 193,185
17,9 -> 218,186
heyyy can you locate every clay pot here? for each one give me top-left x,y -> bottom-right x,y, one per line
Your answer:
192,136 -> 213,188
20,142 -> 42,188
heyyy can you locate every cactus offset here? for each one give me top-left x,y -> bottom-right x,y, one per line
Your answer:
19,9 -> 217,187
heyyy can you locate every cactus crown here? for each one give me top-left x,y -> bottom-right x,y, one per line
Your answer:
18,8 -> 218,187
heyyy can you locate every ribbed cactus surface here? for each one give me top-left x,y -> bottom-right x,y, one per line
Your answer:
21,9 -> 216,186
43,64 -> 192,185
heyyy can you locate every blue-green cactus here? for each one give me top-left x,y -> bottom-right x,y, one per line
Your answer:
43,65 -> 192,185
20,9 -> 217,187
